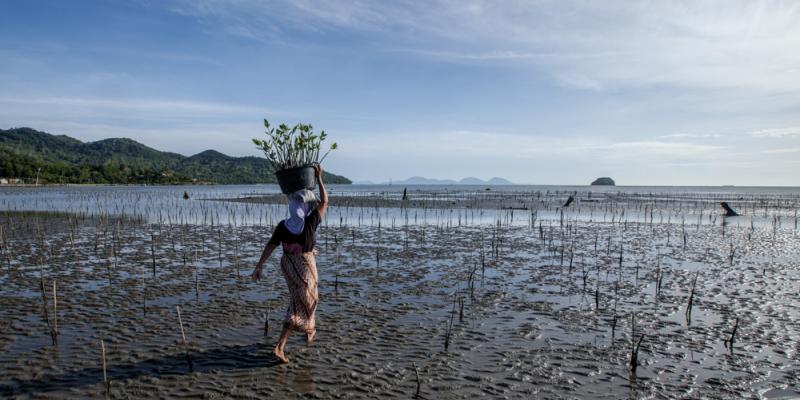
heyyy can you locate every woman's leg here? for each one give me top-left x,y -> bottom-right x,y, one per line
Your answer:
307,328 -> 316,345
275,253 -> 319,360
273,324 -> 292,363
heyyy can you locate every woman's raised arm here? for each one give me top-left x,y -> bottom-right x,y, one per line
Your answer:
315,165 -> 329,219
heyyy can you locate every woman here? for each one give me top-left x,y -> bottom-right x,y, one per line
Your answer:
251,165 -> 328,363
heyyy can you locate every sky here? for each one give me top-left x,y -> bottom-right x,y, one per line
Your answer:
1,0 -> 800,186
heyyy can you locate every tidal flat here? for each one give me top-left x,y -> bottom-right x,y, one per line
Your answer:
0,185 -> 798,399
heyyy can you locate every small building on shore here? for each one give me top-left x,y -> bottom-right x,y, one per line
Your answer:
0,178 -> 23,185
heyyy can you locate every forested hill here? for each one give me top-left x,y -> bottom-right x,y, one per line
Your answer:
0,127 -> 351,185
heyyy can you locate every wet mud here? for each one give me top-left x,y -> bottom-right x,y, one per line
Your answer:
0,187 -> 798,399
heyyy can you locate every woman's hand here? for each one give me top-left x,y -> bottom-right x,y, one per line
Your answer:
253,244 -> 276,281
251,264 -> 263,282
314,164 -> 323,181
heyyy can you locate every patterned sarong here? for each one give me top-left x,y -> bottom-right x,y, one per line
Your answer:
279,252 -> 318,333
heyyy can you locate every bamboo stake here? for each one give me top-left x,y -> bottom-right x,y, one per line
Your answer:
100,337 -> 109,394
52,280 -> 58,338
194,249 -> 200,302
176,305 -> 194,372
234,231 -> 240,279
264,305 -> 270,336
151,232 -> 157,277
39,264 -> 57,346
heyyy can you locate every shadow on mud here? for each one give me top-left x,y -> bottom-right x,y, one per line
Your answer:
0,342 -> 282,397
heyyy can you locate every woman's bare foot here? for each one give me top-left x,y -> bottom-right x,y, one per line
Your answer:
306,329 -> 316,345
273,347 -> 289,363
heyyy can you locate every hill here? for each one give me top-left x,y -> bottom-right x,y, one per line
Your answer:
0,127 -> 351,185
487,177 -> 514,185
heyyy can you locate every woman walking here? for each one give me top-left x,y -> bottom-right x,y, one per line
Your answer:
252,165 -> 328,363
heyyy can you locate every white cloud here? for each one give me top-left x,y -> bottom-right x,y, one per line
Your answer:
751,127 -> 800,138
0,96 -> 265,116
592,140 -> 725,157
336,130 -> 730,162
657,133 -> 723,139
759,147 -> 800,154
170,0 -> 800,92
337,130 -> 598,160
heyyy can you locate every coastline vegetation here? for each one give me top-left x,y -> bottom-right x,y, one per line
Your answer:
0,127 -> 350,185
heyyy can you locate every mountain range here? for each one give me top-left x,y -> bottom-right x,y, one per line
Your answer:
0,127 -> 351,185
353,176 -> 514,185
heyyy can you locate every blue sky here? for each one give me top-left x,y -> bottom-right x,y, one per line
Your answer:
2,0 -> 799,185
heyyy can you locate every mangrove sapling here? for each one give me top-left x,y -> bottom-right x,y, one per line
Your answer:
105,232 -> 115,277
0,224 -> 10,271
253,119 -> 338,169
685,271 -> 699,325
629,317 -> 645,374
655,265 -> 664,300
611,313 -> 618,343
412,361 -> 422,399
467,264 -> 478,299
444,294 -> 457,351
568,250 -> 574,274
458,296 -> 465,323
723,317 -> 739,353
582,265 -> 589,292
594,281 -> 601,312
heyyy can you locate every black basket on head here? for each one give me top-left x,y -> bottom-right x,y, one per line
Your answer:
275,165 -> 316,194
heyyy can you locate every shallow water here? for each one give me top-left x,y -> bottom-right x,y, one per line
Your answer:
0,185 -> 798,398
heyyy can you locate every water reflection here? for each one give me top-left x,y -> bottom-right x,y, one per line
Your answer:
292,364 -> 316,394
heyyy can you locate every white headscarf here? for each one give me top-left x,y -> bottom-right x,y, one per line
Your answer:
285,189 -> 319,235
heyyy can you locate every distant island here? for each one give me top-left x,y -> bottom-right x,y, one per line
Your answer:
0,127 -> 351,185
590,177 -> 615,186
371,176 -> 514,185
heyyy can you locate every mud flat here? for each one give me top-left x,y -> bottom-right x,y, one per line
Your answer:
0,186 -> 799,399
